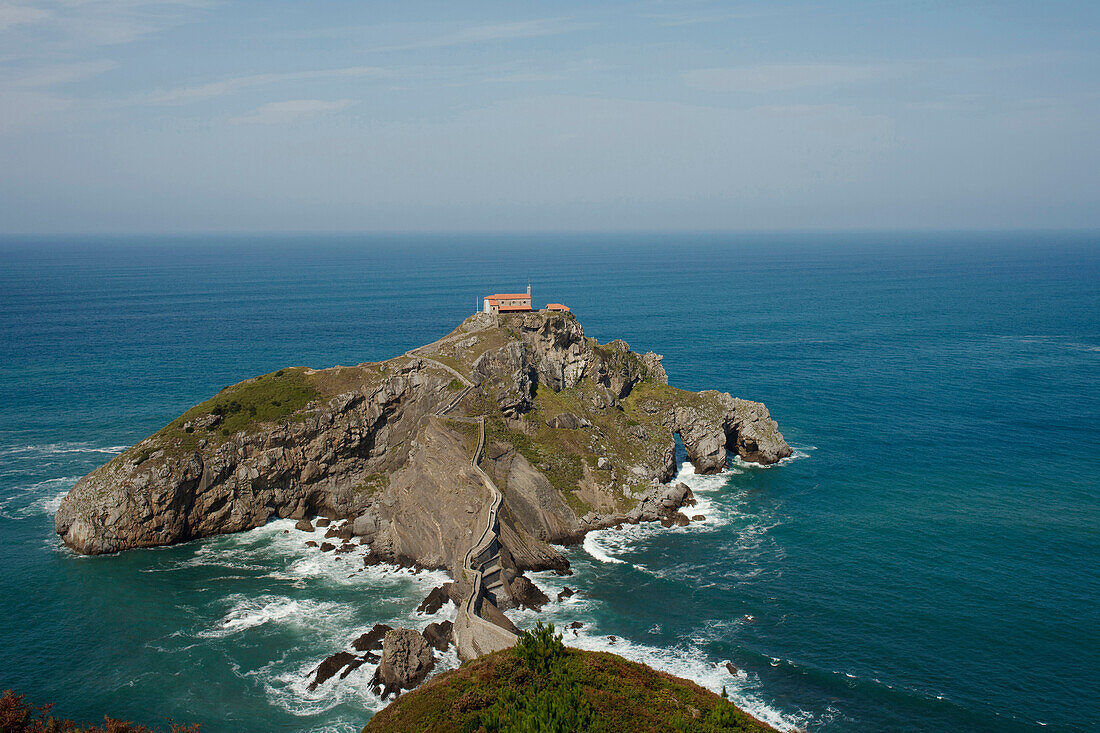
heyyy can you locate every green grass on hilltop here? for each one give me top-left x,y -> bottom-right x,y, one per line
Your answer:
365,622 -> 776,733
173,367 -> 319,435
147,368 -> 320,456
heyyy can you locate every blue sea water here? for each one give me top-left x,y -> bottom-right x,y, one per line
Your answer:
0,233 -> 1097,732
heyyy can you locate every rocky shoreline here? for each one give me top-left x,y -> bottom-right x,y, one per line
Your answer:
55,309 -> 791,697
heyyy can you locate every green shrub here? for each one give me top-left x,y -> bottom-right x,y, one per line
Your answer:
513,620 -> 565,676
169,369 -> 318,439
478,622 -> 593,732
0,690 -> 199,733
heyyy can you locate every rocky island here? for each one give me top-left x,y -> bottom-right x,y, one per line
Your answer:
55,309 -> 790,696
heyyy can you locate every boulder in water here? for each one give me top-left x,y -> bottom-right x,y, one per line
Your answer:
373,628 -> 435,699
422,620 -> 453,651
308,651 -> 356,691
353,623 -> 392,652
416,584 -> 454,615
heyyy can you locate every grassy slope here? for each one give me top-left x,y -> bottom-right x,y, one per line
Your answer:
363,646 -> 776,733
118,360 -> 408,466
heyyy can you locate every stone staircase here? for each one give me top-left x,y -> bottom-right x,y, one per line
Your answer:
408,343 -> 518,660
452,416 -> 517,660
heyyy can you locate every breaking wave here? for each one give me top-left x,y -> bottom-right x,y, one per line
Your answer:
203,595 -> 347,638
0,475 -> 80,519
144,518 -> 461,725
511,569 -> 806,732
0,442 -> 128,457
549,457 -> 809,729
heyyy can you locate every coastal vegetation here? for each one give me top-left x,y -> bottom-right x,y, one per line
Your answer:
170,367 -> 318,436
0,691 -> 198,733
363,622 -> 775,733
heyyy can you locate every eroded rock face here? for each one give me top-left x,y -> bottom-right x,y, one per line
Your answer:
55,311 -> 791,564
505,574 -> 549,611
473,343 -> 536,416
353,623 -> 392,653
725,396 -> 793,465
308,651 -> 358,691
591,340 -> 645,399
669,393 -> 791,475
422,620 -> 453,652
642,352 -> 668,385
372,417 -> 494,574
516,311 -> 590,391
546,412 -> 588,429
374,628 -> 435,698
55,361 -> 441,555
416,585 -> 454,615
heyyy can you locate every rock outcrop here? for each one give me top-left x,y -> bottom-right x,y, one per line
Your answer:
669,392 -> 792,473
56,310 -> 792,605
373,628 -> 435,699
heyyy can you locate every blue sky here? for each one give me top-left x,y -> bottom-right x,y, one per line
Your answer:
0,0 -> 1097,233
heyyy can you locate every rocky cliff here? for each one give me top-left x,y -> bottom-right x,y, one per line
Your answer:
56,311 -> 791,599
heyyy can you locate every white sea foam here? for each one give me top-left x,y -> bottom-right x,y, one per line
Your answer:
0,442 -> 128,457
579,461 -> 757,566
508,577 -> 805,732
582,532 -> 626,564
236,609 -> 462,720
0,475 -> 81,519
202,595 -> 347,638
153,516 -> 463,725
731,444 -> 814,469
514,455 -> 810,730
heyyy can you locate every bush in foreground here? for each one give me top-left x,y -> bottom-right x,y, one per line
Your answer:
0,691 -> 198,733
365,622 -> 775,733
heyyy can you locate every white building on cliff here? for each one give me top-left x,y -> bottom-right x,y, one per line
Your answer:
483,285 -> 532,313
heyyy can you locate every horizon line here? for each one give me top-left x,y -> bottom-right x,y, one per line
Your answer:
2,226 -> 1099,240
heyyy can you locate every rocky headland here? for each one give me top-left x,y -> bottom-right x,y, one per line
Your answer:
55,309 -> 791,692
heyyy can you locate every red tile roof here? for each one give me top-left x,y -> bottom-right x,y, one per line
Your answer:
486,294 -> 531,301
545,303 -> 570,311
497,305 -> 533,311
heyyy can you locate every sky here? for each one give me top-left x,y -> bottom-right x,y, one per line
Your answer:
0,0 -> 1098,233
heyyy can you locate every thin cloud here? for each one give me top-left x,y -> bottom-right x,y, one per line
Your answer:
6,59 -> 118,88
646,10 -> 783,27
369,18 -> 593,53
0,3 -> 51,30
0,59 -> 117,134
229,98 -> 353,125
479,72 -> 567,84
684,63 -> 894,93
153,66 -> 389,103
0,1 -> 210,54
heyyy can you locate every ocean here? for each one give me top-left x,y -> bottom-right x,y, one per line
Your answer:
0,233 -> 1096,732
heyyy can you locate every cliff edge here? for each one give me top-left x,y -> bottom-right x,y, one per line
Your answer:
56,311 -> 791,595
